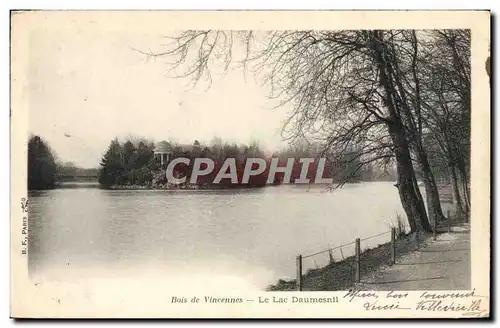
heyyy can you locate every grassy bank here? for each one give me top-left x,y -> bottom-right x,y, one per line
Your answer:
267,232 -> 421,291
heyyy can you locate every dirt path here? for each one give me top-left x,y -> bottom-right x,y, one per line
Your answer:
356,224 -> 470,290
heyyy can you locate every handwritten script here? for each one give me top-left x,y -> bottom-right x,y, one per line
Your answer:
344,289 -> 411,311
343,288 -> 487,317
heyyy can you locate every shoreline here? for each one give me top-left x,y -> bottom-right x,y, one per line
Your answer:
103,184 -> 271,191
95,182 -> 340,191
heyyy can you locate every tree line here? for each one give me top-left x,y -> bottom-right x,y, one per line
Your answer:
97,137 -> 389,189
26,133 -> 393,190
140,29 -> 471,232
28,135 -> 98,190
28,136 -> 57,190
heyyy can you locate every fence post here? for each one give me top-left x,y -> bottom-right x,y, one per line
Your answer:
390,228 -> 396,265
354,238 -> 361,283
447,209 -> 451,232
296,255 -> 303,291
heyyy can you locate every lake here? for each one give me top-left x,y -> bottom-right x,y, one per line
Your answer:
28,182 -> 411,292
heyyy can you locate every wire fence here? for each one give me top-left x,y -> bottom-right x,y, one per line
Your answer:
294,210 -> 463,291
295,228 -> 397,291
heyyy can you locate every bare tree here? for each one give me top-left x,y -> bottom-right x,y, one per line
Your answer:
363,30 -> 448,226
414,30 -> 471,218
137,29 -> 472,232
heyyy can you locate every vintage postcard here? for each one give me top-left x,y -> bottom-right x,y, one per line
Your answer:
10,10 -> 490,318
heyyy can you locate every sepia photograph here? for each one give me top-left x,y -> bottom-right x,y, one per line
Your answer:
10,10 -> 490,318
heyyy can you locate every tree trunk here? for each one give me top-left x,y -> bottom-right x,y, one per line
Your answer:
454,148 -> 470,217
449,165 -> 466,217
387,120 -> 432,233
414,143 -> 447,225
412,170 -> 426,212
458,165 -> 471,219
369,30 -> 432,232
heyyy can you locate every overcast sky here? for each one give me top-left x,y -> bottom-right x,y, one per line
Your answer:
28,25 -> 289,168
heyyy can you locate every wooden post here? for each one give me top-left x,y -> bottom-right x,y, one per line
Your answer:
433,224 -> 437,241
390,228 -> 396,265
354,238 -> 361,283
415,231 -> 419,249
447,209 -> 451,233
296,255 -> 303,291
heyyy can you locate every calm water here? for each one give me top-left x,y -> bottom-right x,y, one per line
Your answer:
28,182 -> 411,290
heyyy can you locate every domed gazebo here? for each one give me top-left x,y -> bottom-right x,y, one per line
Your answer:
154,141 -> 173,167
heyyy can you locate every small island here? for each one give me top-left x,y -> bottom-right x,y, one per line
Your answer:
27,135 -> 388,191
96,138 -> 374,190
